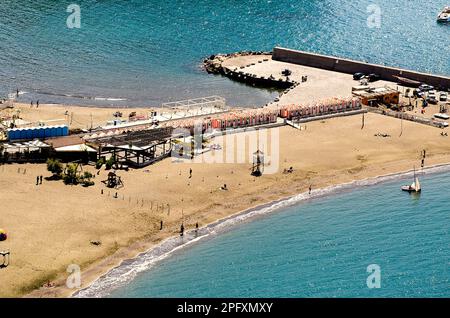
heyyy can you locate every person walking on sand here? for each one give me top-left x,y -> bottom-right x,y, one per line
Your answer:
309,184 -> 312,195
180,223 -> 184,237
31,101 -> 33,108
39,175 -> 43,184
36,176 -> 39,186
189,168 -> 192,178
36,100 -> 39,108
160,220 -> 163,231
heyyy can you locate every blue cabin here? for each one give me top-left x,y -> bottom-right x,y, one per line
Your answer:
7,125 -> 69,141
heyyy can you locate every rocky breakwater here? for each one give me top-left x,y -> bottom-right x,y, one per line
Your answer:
203,51 -> 296,90
203,51 -> 269,74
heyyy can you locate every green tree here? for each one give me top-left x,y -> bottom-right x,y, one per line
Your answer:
63,163 -> 79,185
46,158 -> 63,178
96,158 -> 105,169
105,156 -> 115,170
80,171 -> 95,187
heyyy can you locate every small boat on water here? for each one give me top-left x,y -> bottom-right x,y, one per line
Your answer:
437,6 -> 450,23
401,168 -> 421,193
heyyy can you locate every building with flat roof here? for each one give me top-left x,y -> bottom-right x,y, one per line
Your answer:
352,87 -> 400,106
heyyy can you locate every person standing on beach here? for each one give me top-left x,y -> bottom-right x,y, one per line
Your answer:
39,175 -> 43,184
16,88 -> 19,98
36,100 -> 39,108
309,185 -> 312,195
160,220 -> 163,230
30,101 -> 33,108
189,168 -> 192,178
36,176 -> 39,186
421,149 -> 426,168
180,223 -> 184,237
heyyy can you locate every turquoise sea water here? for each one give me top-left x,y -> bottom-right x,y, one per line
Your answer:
1,0 -> 449,107
74,168 -> 450,298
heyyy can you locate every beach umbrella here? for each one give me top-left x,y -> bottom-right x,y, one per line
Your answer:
0,229 -> 7,241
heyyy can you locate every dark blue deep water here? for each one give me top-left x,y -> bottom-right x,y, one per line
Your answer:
0,0 -> 449,107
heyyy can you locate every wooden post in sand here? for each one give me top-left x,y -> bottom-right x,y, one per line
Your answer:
399,112 -> 403,137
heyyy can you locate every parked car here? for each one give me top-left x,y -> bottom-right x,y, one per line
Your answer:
427,97 -> 439,105
367,73 -> 380,82
440,92 -> 448,102
434,113 -> 450,120
419,84 -> 434,92
434,120 -> 449,128
353,72 -> 365,80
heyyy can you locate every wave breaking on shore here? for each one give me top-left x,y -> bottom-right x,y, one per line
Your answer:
73,163 -> 450,298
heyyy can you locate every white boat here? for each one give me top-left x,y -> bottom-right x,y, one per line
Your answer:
401,168 -> 421,193
437,6 -> 450,23
434,113 -> 450,120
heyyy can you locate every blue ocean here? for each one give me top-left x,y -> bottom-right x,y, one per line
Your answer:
73,168 -> 450,298
3,1 -> 449,298
0,0 -> 449,107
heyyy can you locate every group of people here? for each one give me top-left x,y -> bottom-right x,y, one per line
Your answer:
283,166 -> 294,174
15,88 -> 40,108
421,149 -> 426,168
179,222 -> 199,237
36,175 -> 43,185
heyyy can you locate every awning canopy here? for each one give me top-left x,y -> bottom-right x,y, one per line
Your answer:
1,139 -> 50,153
54,144 -> 97,153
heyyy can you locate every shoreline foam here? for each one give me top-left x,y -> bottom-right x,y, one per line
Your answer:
72,162 -> 450,298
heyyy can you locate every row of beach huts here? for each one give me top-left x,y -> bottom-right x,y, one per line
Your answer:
182,97 -> 362,131
5,97 -> 361,145
78,97 -> 363,142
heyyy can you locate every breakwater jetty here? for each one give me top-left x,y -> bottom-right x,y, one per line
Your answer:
272,47 -> 450,91
204,51 -> 296,89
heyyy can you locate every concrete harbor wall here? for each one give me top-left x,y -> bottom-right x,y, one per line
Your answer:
272,47 -> 450,90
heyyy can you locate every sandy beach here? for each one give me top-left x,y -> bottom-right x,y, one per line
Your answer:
1,102 -> 449,297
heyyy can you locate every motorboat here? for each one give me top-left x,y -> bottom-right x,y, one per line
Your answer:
437,6 -> 450,23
